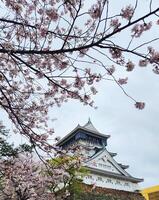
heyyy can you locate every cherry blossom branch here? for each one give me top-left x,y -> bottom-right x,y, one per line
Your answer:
11,54 -> 84,100
0,7 -> 158,55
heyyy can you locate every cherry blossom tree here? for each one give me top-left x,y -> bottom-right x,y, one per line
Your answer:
0,0 -> 159,148
1,1 -> 159,199
0,148 -> 84,200
0,123 -> 85,200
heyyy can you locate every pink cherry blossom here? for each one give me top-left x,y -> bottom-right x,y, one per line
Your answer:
89,3 -> 101,19
121,5 -> 134,20
46,9 -> 58,21
153,66 -> 159,74
131,22 -> 152,37
0,0 -> 159,151
107,65 -> 115,75
110,18 -> 121,29
135,102 -> 145,110
125,61 -> 135,72
118,77 -> 128,85
139,59 -> 148,67
90,86 -> 98,95
109,48 -> 122,59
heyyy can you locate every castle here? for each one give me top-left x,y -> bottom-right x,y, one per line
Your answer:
57,119 -> 144,198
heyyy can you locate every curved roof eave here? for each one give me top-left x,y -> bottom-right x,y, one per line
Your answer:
56,125 -> 110,146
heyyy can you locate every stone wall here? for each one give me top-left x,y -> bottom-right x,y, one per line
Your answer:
68,184 -> 145,200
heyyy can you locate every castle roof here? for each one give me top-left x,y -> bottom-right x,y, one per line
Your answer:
57,119 -> 110,147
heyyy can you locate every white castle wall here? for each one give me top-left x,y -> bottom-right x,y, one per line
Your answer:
83,173 -> 139,192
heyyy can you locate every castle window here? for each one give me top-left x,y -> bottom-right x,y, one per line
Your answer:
124,182 -> 130,187
115,180 -> 122,185
87,175 -> 93,179
107,178 -> 112,183
97,176 -> 103,181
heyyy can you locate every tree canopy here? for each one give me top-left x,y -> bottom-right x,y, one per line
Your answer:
0,0 -> 159,148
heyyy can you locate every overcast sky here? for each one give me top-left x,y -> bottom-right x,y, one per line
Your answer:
1,0 -> 159,190
50,65 -> 159,189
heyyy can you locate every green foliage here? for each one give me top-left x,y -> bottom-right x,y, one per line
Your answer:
49,156 -> 88,176
0,142 -> 18,157
0,121 -> 33,158
0,135 -> 33,158
0,123 -> 17,158
0,173 -> 3,191
49,155 -> 88,198
18,143 -> 33,153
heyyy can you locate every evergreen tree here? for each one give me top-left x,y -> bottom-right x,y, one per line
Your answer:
0,121 -> 32,158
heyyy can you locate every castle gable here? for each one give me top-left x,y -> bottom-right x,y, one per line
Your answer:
86,148 -> 130,176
